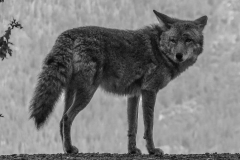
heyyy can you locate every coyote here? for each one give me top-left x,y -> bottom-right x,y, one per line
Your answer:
29,10 -> 207,156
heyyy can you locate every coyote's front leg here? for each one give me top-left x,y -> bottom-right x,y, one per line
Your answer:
127,95 -> 142,154
142,90 -> 164,156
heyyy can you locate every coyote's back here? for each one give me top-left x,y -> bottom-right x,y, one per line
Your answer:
29,10 -> 207,155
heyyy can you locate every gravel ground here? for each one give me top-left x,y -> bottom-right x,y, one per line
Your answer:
0,153 -> 240,160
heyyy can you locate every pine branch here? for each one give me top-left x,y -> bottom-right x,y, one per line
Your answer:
0,18 -> 23,60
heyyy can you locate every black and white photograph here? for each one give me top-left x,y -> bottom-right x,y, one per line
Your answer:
0,0 -> 240,159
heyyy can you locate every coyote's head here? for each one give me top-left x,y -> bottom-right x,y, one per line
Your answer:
153,10 -> 208,63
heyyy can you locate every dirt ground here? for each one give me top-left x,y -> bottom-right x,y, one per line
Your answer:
0,153 -> 240,160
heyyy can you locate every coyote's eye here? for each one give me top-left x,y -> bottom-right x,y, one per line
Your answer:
185,38 -> 193,43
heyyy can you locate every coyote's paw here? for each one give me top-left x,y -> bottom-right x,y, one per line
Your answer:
128,147 -> 142,155
148,147 -> 164,156
64,145 -> 79,154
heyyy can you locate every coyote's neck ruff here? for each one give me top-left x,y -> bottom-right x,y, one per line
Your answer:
30,10 -> 207,156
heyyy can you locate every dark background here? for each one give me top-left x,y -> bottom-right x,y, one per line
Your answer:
0,0 -> 240,155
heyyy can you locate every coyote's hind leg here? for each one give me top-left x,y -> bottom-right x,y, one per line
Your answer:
60,86 -> 75,142
61,87 -> 97,153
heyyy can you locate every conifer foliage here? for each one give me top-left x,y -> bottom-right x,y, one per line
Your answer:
0,1 -> 23,60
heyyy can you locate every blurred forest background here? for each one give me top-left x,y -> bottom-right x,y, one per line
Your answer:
1,0 -> 240,155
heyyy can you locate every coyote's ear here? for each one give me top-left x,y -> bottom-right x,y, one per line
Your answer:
194,15 -> 208,31
153,10 -> 176,31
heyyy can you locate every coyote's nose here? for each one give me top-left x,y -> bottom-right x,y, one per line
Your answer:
176,53 -> 183,62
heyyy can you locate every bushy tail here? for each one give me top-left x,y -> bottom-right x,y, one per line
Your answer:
29,32 -> 73,129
